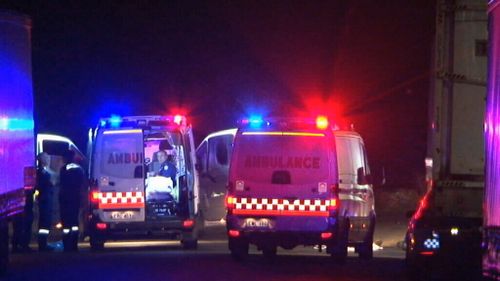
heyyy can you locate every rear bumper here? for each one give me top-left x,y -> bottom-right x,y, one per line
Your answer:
226,214 -> 339,248
87,215 -> 196,240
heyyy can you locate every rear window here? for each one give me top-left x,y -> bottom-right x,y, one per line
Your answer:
98,131 -> 143,178
231,133 -> 333,184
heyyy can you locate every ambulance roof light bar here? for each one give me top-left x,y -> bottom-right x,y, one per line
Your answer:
99,115 -> 187,128
239,115 -> 331,130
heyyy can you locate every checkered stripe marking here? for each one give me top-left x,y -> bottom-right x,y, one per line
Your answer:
232,197 -> 332,216
98,192 -> 145,209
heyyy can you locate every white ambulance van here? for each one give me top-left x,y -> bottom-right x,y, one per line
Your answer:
86,115 -> 201,249
225,116 -> 375,261
196,128 -> 236,221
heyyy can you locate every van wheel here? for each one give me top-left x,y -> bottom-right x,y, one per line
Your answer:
330,222 -> 348,264
181,239 -> 198,250
90,236 -> 105,251
358,219 -> 374,260
229,237 -> 248,261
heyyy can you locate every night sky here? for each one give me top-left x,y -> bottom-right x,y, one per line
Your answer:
1,1 -> 435,191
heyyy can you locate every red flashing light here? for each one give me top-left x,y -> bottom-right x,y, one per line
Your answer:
228,230 -> 240,237
316,115 -> 329,130
183,219 -> 195,229
321,232 -> 333,239
96,223 -> 107,230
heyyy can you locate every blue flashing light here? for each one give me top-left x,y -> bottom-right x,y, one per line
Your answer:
0,117 -> 34,131
109,115 -> 122,128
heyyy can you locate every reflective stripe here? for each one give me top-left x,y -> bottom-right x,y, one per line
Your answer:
38,229 -> 50,235
97,191 -> 145,209
71,226 -> 79,232
66,163 -> 81,170
231,197 -> 332,216
63,229 -> 70,234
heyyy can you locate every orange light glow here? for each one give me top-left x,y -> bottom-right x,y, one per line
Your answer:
316,115 -> 329,129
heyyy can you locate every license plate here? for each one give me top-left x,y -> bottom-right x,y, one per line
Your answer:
243,218 -> 274,229
109,211 -> 136,220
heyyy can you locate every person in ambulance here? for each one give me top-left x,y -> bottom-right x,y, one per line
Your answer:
146,147 -> 178,215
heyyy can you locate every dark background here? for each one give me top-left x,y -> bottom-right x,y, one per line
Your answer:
1,1 -> 435,192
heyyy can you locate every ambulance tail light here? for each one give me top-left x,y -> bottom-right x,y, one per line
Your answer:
183,219 -> 195,229
225,195 -> 235,215
91,191 -> 100,203
321,232 -> 333,240
329,198 -> 337,210
228,230 -> 240,237
96,223 -> 107,230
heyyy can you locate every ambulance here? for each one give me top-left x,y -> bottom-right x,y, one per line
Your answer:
86,115 -> 201,249
225,116 -> 375,261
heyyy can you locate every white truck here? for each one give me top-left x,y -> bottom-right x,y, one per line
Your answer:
405,0 -> 486,278
484,1 -> 500,279
0,10 -> 36,273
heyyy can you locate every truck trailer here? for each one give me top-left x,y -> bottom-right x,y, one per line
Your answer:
405,0 -> 486,279
0,10 -> 36,273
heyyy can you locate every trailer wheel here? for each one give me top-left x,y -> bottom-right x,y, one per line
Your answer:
229,237 -> 248,261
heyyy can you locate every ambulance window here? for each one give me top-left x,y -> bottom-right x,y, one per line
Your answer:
335,137 -> 353,176
100,133 -> 143,178
232,134 -> 330,184
196,141 -> 208,172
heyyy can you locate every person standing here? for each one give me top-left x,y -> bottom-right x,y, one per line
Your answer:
59,150 -> 85,252
35,152 -> 55,251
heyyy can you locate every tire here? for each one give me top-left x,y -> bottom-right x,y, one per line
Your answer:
0,221 -> 8,276
330,220 -> 348,264
89,236 -> 105,251
358,219 -> 375,260
181,239 -> 198,250
229,237 -> 249,261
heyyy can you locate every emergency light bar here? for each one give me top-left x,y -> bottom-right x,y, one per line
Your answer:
238,116 -> 332,131
99,115 -> 188,129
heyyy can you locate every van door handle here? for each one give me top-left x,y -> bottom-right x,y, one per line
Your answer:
109,181 -> 115,186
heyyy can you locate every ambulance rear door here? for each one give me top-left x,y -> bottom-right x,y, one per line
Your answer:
229,130 -> 337,231
93,129 -> 145,223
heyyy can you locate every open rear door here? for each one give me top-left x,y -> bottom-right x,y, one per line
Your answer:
93,129 -> 145,222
